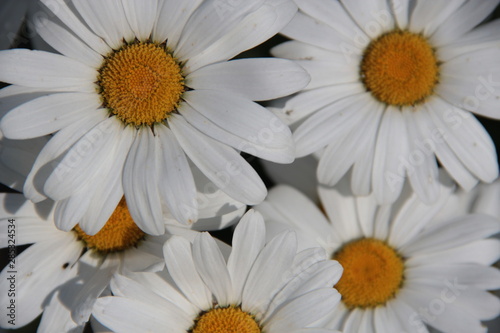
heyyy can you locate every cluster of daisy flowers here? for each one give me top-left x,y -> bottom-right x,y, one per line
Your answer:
0,0 -> 499,332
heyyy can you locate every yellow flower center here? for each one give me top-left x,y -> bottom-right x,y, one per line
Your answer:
191,307 -> 261,333
98,42 -> 185,126
361,30 -> 439,106
73,198 -> 145,254
333,238 -> 404,309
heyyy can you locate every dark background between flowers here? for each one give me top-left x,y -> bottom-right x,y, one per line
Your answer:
1,3 -> 500,332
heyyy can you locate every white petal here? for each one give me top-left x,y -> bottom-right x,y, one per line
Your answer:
318,100 -> 382,187
93,297 -> 187,332
389,182 -> 453,249
123,127 -> 164,235
36,19 -> 103,68
175,0 -> 264,60
163,236 -> 212,310
156,125 -> 197,225
426,97 -> 498,183
409,0 -> 467,36
407,239 -> 500,267
1,92 -> 101,139
264,288 -> 341,331
402,214 -> 500,255
0,49 -> 96,91
72,0 -> 134,49
38,291 -> 83,333
294,93 -> 372,158
296,58 -> 360,90
260,185 -> 332,244
182,3 -> 290,73
152,0 -> 203,46
227,210 -> 266,300
417,105 -> 478,191
318,181 -> 363,244
70,254 -> 118,325
431,0 -> 500,46
242,231 -> 297,319
122,0 -> 157,42
192,232 -> 232,306
40,0 -> 111,55
273,83 -> 365,126
187,58 -> 309,101
23,109 -> 107,202
281,10 -> 366,55
271,40 -> 339,61
0,237 -> 81,327
340,0 -> 395,37
372,106 -> 410,204
389,0 -> 410,29
169,114 -> 267,205
79,128 -> 135,233
400,286 -> 487,333
180,90 -> 294,163
43,117 -> 121,200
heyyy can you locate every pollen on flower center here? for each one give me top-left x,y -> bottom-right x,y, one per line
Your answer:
360,30 -> 439,106
333,238 -> 404,309
190,307 -> 261,333
98,42 -> 185,126
73,198 -> 145,254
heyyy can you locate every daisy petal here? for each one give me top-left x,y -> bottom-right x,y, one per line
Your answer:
180,91 -> 294,163
407,239 -> 500,267
1,92 -> 101,139
402,109 -> 440,204
122,0 -> 157,42
264,288 -> 341,331
242,231 -> 297,319
123,128 -> 164,235
0,237 -> 81,327
72,0 -> 134,49
187,58 -> 309,101
340,0 -> 395,36
36,19 -> 103,68
156,125 -> 197,225
163,236 -> 212,310
184,3 -> 291,73
23,109 -> 107,202
227,210 -> 266,300
426,97 -> 498,183
43,117 -> 121,201
0,49 -> 96,91
93,297 -> 186,333
409,0 -> 466,36
152,0 -> 203,46
40,0 -> 111,55
170,114 -> 267,205
402,214 -> 500,255
192,233 -> 232,306
417,105 -> 478,191
372,106 -> 410,204
431,0 -> 500,46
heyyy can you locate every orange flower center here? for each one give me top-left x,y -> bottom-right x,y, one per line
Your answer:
361,30 -> 439,106
333,238 -> 404,309
73,198 -> 145,253
191,307 -> 261,333
99,42 -> 185,126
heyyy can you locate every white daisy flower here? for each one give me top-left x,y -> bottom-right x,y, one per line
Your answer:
93,209 -> 343,332
271,0 -> 500,204
0,0 -> 309,235
0,192 -> 235,332
255,179 -> 500,333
